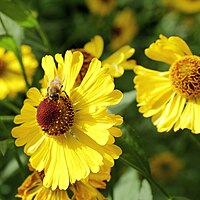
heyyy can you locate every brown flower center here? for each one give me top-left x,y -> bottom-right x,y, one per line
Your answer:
71,48 -> 94,85
36,96 -> 74,136
0,58 -> 6,77
112,26 -> 122,37
169,55 -> 200,99
160,162 -> 171,173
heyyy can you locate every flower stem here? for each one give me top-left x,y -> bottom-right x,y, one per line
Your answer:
146,177 -> 171,200
18,53 -> 30,90
0,115 -> 14,121
0,100 -> 20,114
35,23 -> 53,54
13,149 -> 25,179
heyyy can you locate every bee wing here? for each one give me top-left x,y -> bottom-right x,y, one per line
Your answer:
42,55 -> 57,83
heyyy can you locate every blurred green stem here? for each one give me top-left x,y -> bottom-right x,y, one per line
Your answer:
36,23 -> 53,54
13,149 -> 25,179
0,115 -> 14,121
0,100 -> 20,114
17,52 -> 30,90
0,118 -> 9,136
146,177 -> 171,200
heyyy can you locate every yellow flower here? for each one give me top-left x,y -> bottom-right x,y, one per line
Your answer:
16,170 -> 71,200
84,35 -> 136,78
0,45 -> 38,99
134,34 -> 200,133
85,0 -> 116,16
16,165 -> 110,200
12,50 -> 122,190
163,0 -> 200,13
109,8 -> 138,51
150,152 -> 183,182
70,165 -> 110,200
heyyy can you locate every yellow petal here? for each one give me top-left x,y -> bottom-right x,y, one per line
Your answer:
145,34 -> 192,65
14,104 -> 36,124
30,134 -> 103,190
174,101 -> 194,132
84,35 -> 104,58
41,55 -> 57,83
62,50 -> 83,94
26,87 -> 43,106
152,94 -> 186,132
193,100 -> 200,133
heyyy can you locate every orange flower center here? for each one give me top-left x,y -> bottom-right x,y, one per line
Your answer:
72,48 -> 94,85
169,55 -> 200,99
36,96 -> 74,136
0,58 -> 6,77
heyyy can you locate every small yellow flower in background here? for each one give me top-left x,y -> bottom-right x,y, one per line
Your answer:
16,165 -> 110,200
109,8 -> 138,51
134,34 -> 200,133
84,35 -> 136,78
0,45 -> 38,99
163,0 -> 200,13
12,50 -> 122,190
85,0 -> 116,16
150,152 -> 183,182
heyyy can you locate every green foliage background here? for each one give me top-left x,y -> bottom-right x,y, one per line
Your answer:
1,0 -> 200,199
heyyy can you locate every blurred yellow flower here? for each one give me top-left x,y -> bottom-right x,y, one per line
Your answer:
85,0 -> 116,16
134,34 -> 200,133
164,0 -> 200,13
12,50 -> 122,190
84,35 -> 136,78
0,45 -> 38,99
109,8 -> 138,51
150,152 -> 183,182
16,165 -> 110,200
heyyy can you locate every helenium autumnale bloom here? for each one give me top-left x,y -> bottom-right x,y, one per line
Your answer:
134,34 -> 200,133
12,50 -> 123,190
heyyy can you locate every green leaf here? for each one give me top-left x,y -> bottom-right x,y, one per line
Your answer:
0,12 -> 24,47
116,124 -> 151,178
108,90 -> 136,114
0,0 -> 38,28
113,168 -> 153,200
138,179 -> 153,200
113,168 -> 141,200
0,139 -> 14,156
0,35 -> 18,55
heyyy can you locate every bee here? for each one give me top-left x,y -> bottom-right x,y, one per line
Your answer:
47,77 -> 63,101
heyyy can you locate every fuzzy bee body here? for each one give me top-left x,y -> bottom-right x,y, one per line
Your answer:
47,77 -> 63,101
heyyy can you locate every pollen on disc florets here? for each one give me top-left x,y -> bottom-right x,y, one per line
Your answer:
36,96 -> 74,136
71,48 -> 94,85
169,55 -> 200,99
